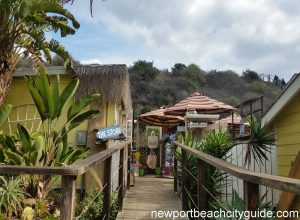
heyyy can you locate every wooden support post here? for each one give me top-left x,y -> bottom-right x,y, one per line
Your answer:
231,110 -> 234,139
127,145 -> 131,190
102,156 -> 112,220
197,158 -> 206,212
181,149 -> 188,211
61,175 -> 77,220
118,148 -> 125,211
136,120 -> 140,148
260,96 -> 264,117
244,181 -> 259,219
174,145 -> 178,193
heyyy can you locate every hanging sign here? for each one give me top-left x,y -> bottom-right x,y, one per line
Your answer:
188,122 -> 208,128
147,131 -> 158,149
96,125 -> 124,141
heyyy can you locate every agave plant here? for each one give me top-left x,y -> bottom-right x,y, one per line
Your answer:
0,0 -> 80,104
244,117 -> 275,166
0,176 -> 27,219
174,128 -> 235,211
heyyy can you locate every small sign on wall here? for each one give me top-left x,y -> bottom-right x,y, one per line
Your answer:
188,122 -> 208,128
96,125 -> 125,141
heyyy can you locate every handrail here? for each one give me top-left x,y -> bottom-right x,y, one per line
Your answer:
0,140 -> 132,220
0,140 -> 132,176
173,141 -> 300,194
173,141 -> 300,215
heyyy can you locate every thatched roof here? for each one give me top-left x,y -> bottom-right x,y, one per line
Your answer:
74,64 -> 132,110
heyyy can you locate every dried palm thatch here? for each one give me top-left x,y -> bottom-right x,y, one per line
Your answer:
74,64 -> 132,110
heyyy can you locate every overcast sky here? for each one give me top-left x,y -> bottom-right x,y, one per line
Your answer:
54,0 -> 300,80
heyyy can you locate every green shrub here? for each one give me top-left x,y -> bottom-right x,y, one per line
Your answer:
76,190 -> 118,220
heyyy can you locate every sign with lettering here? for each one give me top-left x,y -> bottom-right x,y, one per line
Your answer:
96,126 -> 124,141
188,122 -> 208,128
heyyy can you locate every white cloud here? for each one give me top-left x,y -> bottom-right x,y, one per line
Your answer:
67,0 -> 300,79
81,59 -> 102,65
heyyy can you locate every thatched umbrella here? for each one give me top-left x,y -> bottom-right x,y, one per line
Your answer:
165,91 -> 235,116
138,107 -> 184,127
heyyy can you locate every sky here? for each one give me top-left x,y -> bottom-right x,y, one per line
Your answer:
53,0 -> 300,80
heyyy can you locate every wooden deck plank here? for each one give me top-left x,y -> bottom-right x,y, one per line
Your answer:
117,176 -> 188,220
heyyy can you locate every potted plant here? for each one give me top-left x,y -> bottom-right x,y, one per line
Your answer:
137,163 -> 145,176
155,167 -> 161,175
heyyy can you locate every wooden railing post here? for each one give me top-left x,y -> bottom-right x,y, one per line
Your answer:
244,181 -> 259,219
127,145 -> 131,190
197,158 -> 206,212
101,156 -> 112,220
61,175 -> 77,220
118,148 -> 125,211
181,149 -> 188,211
173,146 -> 178,193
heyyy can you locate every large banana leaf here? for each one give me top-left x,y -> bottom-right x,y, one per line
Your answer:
67,93 -> 100,120
0,105 -> 12,127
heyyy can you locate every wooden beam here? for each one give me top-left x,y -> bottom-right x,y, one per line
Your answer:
244,181 -> 259,219
181,150 -> 188,211
0,140 -> 132,176
118,148 -> 125,211
101,156 -> 112,220
197,158 -> 206,213
173,141 -> 300,194
61,175 -> 77,220
127,145 -> 131,190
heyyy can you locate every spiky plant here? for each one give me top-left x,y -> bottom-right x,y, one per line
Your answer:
244,117 -> 275,166
174,128 -> 235,211
0,176 -> 27,219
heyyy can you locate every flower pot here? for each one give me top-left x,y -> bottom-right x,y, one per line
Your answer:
155,167 -> 161,175
139,168 -> 145,176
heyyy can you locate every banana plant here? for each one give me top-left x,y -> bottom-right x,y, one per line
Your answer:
0,66 -> 100,198
24,66 -> 100,167
0,0 -> 80,104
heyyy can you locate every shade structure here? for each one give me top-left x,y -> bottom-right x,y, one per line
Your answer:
217,113 -> 243,124
138,107 -> 184,127
165,92 -> 236,116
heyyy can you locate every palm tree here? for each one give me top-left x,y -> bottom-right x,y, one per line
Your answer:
0,0 -> 80,105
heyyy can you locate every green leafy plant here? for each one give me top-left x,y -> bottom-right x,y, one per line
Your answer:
75,190 -> 118,220
214,190 -> 275,220
0,176 -> 27,219
174,128 -> 234,211
0,67 -> 100,199
244,117 -> 275,166
0,0 -> 80,104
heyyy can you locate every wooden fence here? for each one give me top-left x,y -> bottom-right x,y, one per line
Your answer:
0,140 -> 132,220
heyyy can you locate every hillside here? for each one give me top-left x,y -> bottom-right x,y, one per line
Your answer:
129,61 -> 285,116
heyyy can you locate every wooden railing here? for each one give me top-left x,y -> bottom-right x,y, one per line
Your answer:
173,141 -> 300,216
0,140 -> 132,220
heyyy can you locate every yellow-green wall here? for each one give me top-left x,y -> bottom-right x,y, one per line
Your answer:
274,92 -> 300,214
275,92 -> 300,177
3,72 -> 129,194
3,75 -> 88,147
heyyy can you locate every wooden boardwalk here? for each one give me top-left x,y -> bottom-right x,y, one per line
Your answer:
117,176 -> 188,220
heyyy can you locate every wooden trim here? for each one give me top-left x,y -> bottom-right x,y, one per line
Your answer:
173,141 -> 300,194
0,140 -> 132,176
61,176 -> 77,220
